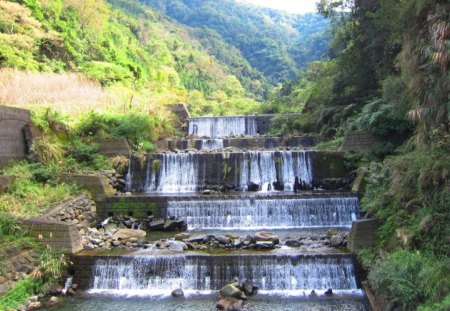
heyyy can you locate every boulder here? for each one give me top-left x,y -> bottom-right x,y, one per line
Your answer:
216,297 -> 243,311
171,288 -> 184,298
27,301 -> 42,310
255,232 -> 279,244
148,219 -> 165,230
112,229 -> 146,242
272,181 -> 284,191
175,233 -> 191,241
215,235 -> 231,244
325,288 -> 333,296
83,243 -> 95,250
329,235 -> 342,247
253,241 -> 274,250
220,284 -> 245,299
285,240 -> 302,247
47,296 -> 60,306
247,182 -> 259,192
186,235 -> 208,243
164,219 -> 185,231
168,241 -> 186,253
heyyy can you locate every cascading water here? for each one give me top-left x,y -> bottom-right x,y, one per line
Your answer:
188,116 -> 258,138
89,254 -> 359,297
141,151 -> 313,193
166,196 -> 359,230
199,139 -> 224,150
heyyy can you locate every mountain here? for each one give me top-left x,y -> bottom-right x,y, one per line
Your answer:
140,0 -> 331,84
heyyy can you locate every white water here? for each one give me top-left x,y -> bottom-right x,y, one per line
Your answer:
143,151 -> 313,193
62,276 -> 73,295
199,139 -> 224,149
166,196 -> 359,230
90,255 -> 359,297
189,116 -> 258,138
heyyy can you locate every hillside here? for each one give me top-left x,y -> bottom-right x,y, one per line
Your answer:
141,0 -> 330,84
0,0 -> 264,116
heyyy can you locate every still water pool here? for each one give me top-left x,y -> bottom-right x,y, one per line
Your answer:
45,294 -> 370,311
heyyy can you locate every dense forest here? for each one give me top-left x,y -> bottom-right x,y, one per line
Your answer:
268,0 -> 450,309
143,0 -> 330,85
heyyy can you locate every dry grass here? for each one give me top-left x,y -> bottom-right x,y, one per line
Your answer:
0,69 -> 181,120
0,69 -> 110,115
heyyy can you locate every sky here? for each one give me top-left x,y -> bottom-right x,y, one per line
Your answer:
242,0 -> 319,14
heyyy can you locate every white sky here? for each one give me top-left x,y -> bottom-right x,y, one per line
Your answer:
242,0 -> 319,14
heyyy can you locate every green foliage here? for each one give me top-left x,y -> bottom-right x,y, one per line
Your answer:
80,61 -> 134,86
369,251 -> 450,310
0,212 -> 22,236
0,277 -> 44,310
145,0 -> 330,85
75,111 -> 162,149
0,161 -> 78,216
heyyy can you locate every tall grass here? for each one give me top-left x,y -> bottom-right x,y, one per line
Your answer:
0,69 -> 108,115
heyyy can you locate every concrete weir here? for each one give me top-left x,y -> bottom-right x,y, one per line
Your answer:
71,251 -> 362,296
69,113 -> 367,307
125,150 -> 349,194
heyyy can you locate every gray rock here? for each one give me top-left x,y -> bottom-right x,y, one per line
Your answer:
215,235 -> 231,244
186,235 -> 208,243
175,233 -> 191,241
254,241 -> 274,250
148,220 -> 165,230
285,240 -> 302,247
164,219 -> 183,231
255,232 -> 279,244
171,288 -> 184,298
168,241 -> 186,253
216,297 -> 243,311
83,243 -> 95,250
330,235 -> 342,247
220,284 -> 245,299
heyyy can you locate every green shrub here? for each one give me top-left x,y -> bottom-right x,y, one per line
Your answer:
369,251 -> 450,310
80,61 -> 133,86
0,278 -> 43,310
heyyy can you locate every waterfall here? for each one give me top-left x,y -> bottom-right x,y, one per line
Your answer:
62,276 -> 73,295
239,151 -> 312,191
199,139 -> 224,150
143,151 -> 313,193
146,154 -> 199,193
125,158 -> 132,192
90,254 -> 359,296
189,116 -> 258,138
166,196 -> 359,230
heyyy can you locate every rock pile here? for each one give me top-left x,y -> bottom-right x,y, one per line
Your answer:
45,193 -> 96,227
216,277 -> 258,311
100,170 -> 127,193
168,232 -> 280,251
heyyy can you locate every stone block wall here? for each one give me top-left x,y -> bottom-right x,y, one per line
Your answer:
22,218 -> 83,254
0,106 -> 31,168
347,218 -> 379,252
61,174 -> 116,202
20,193 -> 96,254
92,138 -> 130,157
164,135 -> 322,151
340,132 -> 378,152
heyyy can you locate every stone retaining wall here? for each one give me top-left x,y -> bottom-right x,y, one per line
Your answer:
347,218 -> 379,252
92,138 -> 130,157
20,193 -> 96,254
163,135 -> 321,151
60,174 -> 116,202
0,106 -> 31,168
340,132 -> 378,152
